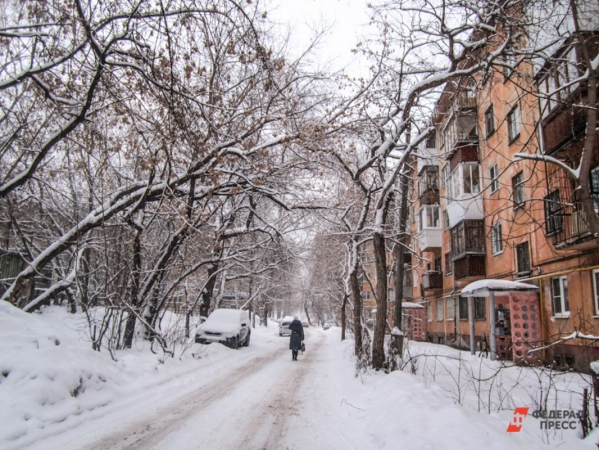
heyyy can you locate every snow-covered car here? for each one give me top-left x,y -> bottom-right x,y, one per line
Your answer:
195,309 -> 251,349
279,316 -> 294,336
323,322 -> 331,330
301,320 -> 309,328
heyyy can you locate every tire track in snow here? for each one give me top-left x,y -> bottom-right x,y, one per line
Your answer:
85,346 -> 287,450
231,332 -> 326,450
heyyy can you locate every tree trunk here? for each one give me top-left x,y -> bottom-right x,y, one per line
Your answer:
341,292 -> 348,341
199,263 -> 219,318
392,166 -> 410,357
123,227 -> 142,349
350,269 -> 363,357
372,231 -> 388,370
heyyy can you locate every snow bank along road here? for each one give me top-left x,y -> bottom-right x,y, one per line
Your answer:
34,326 -> 326,450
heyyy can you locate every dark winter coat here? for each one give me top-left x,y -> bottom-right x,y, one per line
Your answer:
288,319 -> 304,351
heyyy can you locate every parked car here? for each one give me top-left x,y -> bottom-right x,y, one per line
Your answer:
279,316 -> 294,336
323,322 -> 331,330
195,309 -> 251,349
301,319 -> 310,328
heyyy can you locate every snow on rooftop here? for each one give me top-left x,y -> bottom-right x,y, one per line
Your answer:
402,302 -> 425,309
461,279 -> 539,297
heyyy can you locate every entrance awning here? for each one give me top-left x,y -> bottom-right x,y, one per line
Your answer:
461,279 -> 539,297
461,279 -> 539,360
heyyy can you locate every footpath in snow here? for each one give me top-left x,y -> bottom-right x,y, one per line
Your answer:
1,302 -> 599,449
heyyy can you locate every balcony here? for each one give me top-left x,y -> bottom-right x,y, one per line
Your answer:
417,205 -> 442,251
417,138 -> 439,173
450,220 -> 487,279
553,208 -> 595,250
422,271 -> 443,290
418,166 -> 439,205
417,227 -> 442,252
446,195 -> 483,228
544,163 -> 598,251
454,255 -> 486,279
442,111 -> 478,157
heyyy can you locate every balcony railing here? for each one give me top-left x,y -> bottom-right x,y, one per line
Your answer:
444,112 -> 478,154
451,220 -> 485,260
454,255 -> 486,279
422,271 -> 443,289
553,208 -> 594,249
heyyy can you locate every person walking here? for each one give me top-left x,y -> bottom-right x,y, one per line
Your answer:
289,315 -> 304,361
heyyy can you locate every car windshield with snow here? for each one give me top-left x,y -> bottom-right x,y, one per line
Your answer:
195,309 -> 250,349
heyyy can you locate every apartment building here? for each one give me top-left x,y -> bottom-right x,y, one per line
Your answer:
412,13 -> 599,372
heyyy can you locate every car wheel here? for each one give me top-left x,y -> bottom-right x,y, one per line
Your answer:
233,335 -> 240,349
244,333 -> 250,347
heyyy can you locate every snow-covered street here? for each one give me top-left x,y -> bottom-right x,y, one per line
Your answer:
3,303 -> 599,450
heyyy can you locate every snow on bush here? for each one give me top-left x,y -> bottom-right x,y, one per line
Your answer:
0,301 -> 119,442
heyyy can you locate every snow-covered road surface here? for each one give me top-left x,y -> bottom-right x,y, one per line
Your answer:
88,332 -> 324,450
3,303 -> 599,450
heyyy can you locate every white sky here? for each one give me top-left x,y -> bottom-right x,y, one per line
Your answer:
267,0 -> 373,77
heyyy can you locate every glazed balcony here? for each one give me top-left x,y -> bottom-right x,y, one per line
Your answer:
445,163 -> 483,228
422,271 -> 443,290
417,205 -> 442,252
442,110 -> 478,157
418,166 -> 440,205
450,220 -> 486,279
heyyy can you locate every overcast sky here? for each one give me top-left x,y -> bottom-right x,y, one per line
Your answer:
267,0 -> 373,77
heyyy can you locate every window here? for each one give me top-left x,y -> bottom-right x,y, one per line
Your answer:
443,210 -> 450,229
445,251 -> 453,275
512,172 -> 525,208
434,257 -> 442,272
459,297 -> 469,320
551,276 -> 570,316
418,205 -> 440,230
436,299 -> 444,321
544,190 -> 563,234
463,164 -> 481,194
507,105 -> 521,142
485,105 -> 495,137
428,302 -> 433,322
425,132 -> 436,149
491,222 -> 503,254
447,163 -> 481,203
516,242 -> 531,275
474,297 -> 486,320
447,298 -> 456,320
593,270 -> 599,315
489,164 -> 499,193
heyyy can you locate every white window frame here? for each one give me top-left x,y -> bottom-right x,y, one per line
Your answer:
446,298 -> 456,321
551,276 -> 570,317
489,164 -> 499,193
491,222 -> 503,255
427,302 -> 433,322
436,299 -> 444,321
512,171 -> 525,208
507,105 -> 521,143
447,163 -> 481,203
418,205 -> 440,230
